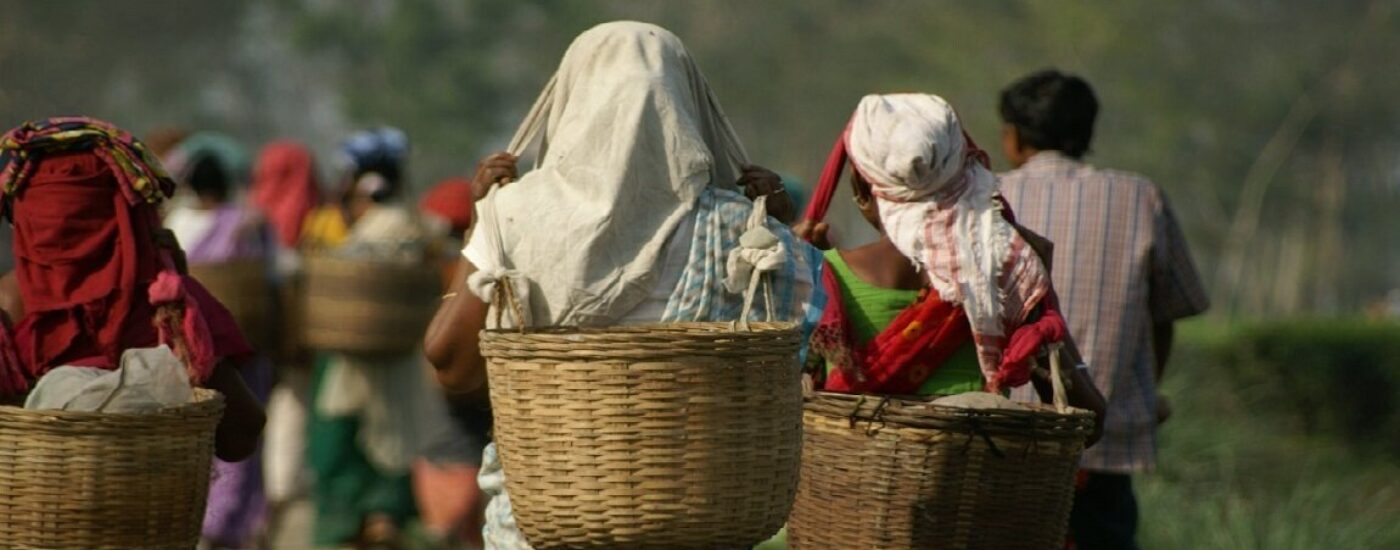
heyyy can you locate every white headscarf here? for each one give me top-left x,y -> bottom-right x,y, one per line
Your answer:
472,21 -> 749,326
845,94 -> 1051,380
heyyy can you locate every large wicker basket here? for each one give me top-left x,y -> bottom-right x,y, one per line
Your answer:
789,358 -> 1094,550
189,259 -> 273,353
0,388 -> 225,549
479,322 -> 803,550
301,255 -> 440,354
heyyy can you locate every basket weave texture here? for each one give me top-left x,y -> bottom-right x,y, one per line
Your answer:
0,388 -> 225,549
301,255 -> 440,354
789,392 -> 1094,550
189,259 -> 273,352
480,322 -> 802,550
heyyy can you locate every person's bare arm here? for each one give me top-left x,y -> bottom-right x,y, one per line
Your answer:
423,258 -> 489,394
0,271 -> 23,321
204,360 -> 266,462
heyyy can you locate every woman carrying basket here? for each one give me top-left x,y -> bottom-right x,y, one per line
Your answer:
797,93 -> 1105,425
785,95 -> 1105,548
424,21 -> 823,550
301,128 -> 457,548
0,117 -> 265,460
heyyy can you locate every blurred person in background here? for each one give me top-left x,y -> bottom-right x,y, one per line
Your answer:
416,178 -> 490,549
247,141 -> 323,537
302,128 -> 452,548
163,132 -> 274,549
996,69 -> 1209,550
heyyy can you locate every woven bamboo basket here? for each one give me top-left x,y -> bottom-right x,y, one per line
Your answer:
188,259 -> 273,353
788,353 -> 1094,550
479,321 -> 804,550
0,388 -> 225,549
301,255 -> 440,354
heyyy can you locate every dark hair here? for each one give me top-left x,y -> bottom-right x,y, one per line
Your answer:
187,155 -> 230,202
998,69 -> 1099,158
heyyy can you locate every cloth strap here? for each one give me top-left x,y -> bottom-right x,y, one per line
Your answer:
723,195 -> 785,329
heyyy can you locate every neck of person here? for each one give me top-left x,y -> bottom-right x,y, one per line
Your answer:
844,235 -> 925,291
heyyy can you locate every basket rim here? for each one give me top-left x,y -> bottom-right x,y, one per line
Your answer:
303,253 -> 435,267
482,320 -> 798,337
806,390 -> 1095,421
0,387 -> 224,419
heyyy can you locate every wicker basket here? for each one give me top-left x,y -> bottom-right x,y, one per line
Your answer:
480,322 -> 803,550
788,355 -> 1094,550
0,388 -> 225,549
301,255 -> 440,354
188,259 -> 273,353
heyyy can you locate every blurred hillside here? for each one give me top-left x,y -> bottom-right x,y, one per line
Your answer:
1,0 -> 1398,316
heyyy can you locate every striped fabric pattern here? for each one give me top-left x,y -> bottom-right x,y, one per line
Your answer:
1000,152 -> 1208,473
662,187 -> 826,341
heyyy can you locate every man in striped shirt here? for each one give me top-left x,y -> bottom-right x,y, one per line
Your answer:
997,70 -> 1209,550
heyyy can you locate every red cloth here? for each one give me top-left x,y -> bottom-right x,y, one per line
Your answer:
419,178 -> 475,233
250,141 -> 320,248
993,294 -> 1067,392
0,119 -> 250,395
812,263 -> 974,395
802,125 -> 851,224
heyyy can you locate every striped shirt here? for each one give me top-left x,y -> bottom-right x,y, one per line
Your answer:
1000,152 -> 1208,473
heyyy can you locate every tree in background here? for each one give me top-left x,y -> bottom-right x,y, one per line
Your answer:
1,0 -> 1396,316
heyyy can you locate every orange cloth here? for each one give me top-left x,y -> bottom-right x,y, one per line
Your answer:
412,459 -> 484,545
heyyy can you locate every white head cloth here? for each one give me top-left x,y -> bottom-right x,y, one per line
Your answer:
471,21 -> 748,326
846,93 -> 1050,379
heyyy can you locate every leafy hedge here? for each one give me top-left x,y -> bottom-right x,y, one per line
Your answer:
1195,319 -> 1400,458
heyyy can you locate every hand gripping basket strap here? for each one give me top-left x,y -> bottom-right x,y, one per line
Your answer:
463,76 -> 555,330
465,196 -> 533,330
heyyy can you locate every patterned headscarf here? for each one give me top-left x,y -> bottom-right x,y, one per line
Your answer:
0,117 -> 249,394
1,117 -> 173,211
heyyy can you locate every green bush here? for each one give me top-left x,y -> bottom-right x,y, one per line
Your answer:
1138,319 -> 1400,549
1216,320 -> 1400,458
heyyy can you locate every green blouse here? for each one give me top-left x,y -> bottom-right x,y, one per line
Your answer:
823,249 -> 983,396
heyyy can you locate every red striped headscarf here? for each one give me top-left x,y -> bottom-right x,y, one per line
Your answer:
805,95 -> 1057,391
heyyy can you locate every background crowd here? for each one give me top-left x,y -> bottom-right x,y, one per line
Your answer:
0,2 -> 1397,549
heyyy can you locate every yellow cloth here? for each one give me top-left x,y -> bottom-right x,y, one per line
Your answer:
300,206 -> 349,250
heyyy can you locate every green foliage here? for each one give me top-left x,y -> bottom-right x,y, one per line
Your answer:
1138,319 -> 1400,549
1215,319 -> 1400,458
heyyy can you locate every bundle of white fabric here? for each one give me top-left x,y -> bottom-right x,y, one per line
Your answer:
25,345 -> 193,413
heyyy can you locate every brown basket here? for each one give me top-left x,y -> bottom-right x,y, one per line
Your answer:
300,255 -> 440,354
0,388 -> 225,549
789,354 -> 1094,550
479,322 -> 803,550
188,259 -> 273,353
